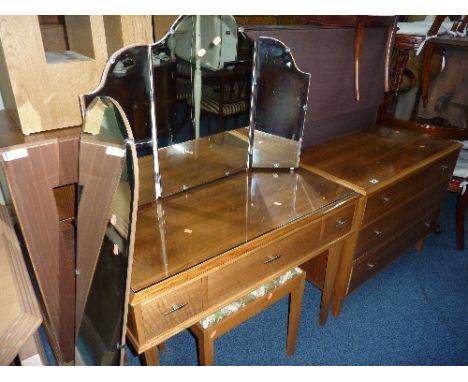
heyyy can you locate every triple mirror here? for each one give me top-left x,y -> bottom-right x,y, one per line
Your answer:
83,15 -> 310,199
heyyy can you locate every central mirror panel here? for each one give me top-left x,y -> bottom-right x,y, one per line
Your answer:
152,16 -> 253,197
83,16 -> 311,202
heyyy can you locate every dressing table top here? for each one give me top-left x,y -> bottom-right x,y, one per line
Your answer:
131,168 -> 355,291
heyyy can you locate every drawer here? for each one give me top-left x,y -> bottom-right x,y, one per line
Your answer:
139,278 -> 204,340
349,209 -> 440,292
363,152 -> 457,224
355,179 -> 448,259
320,202 -> 356,245
207,219 -> 322,307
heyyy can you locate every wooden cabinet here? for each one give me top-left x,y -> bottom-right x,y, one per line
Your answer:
300,125 -> 461,316
126,170 -> 358,355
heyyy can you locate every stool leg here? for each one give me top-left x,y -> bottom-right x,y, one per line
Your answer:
198,330 -> 215,366
141,346 -> 159,366
287,274 -> 305,356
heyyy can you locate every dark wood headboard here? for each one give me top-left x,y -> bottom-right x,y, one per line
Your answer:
246,24 -> 392,147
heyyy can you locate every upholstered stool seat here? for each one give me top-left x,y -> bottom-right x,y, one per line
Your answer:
189,267 -> 306,366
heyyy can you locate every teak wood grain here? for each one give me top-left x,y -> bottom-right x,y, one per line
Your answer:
75,135 -> 126,333
300,124 -> 461,317
0,206 -> 42,365
0,111 -> 80,364
127,168 -> 358,354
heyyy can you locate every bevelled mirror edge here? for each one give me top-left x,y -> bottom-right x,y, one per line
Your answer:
76,96 -> 139,365
248,36 -> 311,170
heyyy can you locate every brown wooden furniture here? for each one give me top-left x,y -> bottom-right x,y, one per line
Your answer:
382,116 -> 468,250
0,205 -> 42,365
300,124 -> 461,316
190,268 -> 306,366
0,110 -> 80,364
419,35 -> 468,129
126,169 -> 358,365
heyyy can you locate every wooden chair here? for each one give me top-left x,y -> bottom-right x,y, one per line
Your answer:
189,267 -> 306,366
197,60 -> 252,133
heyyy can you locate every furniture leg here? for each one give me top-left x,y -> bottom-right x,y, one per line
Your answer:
456,191 -> 468,250
141,346 -> 159,366
287,272 -> 306,356
198,329 -> 215,366
320,242 -> 343,325
331,295 -> 344,318
421,40 -> 436,107
158,342 -> 167,352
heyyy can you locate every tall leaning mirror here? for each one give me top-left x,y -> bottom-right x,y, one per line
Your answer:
76,96 -> 139,365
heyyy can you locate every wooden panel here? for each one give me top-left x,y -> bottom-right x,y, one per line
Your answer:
53,184 -> 76,222
301,125 -> 461,194
0,142 -> 76,363
362,151 -> 458,224
0,16 -> 108,134
104,16 -> 153,57
355,179 -> 448,258
320,202 -> 356,246
349,209 -> 441,292
0,206 -> 42,365
139,278 -> 204,339
207,219 -> 321,307
153,16 -> 178,41
76,137 -> 125,332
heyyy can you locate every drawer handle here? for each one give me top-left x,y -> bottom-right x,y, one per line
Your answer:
381,196 -> 391,204
373,230 -> 383,237
264,254 -> 282,264
366,262 -> 376,269
424,221 -> 432,228
440,165 -> 449,171
163,302 -> 188,316
335,219 -> 348,228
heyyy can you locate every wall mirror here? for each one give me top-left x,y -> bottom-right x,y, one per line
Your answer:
82,15 -> 310,202
76,96 -> 138,365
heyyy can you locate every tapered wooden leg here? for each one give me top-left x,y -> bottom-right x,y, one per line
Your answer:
287,273 -> 305,356
456,191 -> 468,250
158,342 -> 167,352
331,295 -> 344,318
320,242 -> 343,325
198,331 -> 215,366
141,346 -> 159,366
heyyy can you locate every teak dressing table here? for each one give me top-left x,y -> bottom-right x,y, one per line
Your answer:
127,169 -> 358,362
77,16 -> 361,365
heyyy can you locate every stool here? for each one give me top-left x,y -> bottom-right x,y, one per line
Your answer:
189,267 -> 306,366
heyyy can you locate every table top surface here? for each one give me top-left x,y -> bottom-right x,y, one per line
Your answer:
300,124 -> 461,195
131,168 -> 355,292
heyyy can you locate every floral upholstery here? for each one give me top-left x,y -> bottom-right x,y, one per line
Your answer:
199,267 -> 303,329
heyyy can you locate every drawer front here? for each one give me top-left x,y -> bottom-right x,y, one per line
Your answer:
356,179 -> 448,258
207,219 -> 322,307
320,202 -> 356,245
139,279 -> 204,339
363,152 -> 457,225
349,209 -> 440,292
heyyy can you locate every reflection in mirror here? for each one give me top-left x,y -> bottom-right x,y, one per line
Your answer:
249,37 -> 310,169
153,15 -> 254,197
76,96 -> 139,365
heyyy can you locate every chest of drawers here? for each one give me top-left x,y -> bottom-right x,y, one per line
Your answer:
300,125 -> 461,316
